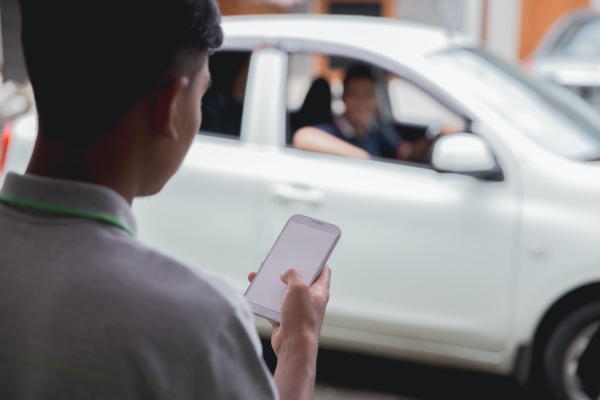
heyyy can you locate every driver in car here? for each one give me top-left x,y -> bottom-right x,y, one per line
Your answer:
293,63 -> 460,162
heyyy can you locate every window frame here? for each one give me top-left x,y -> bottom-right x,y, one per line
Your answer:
282,42 -> 474,167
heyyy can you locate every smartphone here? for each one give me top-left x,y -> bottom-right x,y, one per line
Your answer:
244,214 -> 341,324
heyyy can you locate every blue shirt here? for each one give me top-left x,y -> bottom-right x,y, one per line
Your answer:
314,117 -> 401,158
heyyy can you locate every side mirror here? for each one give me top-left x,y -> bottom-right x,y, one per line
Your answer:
431,133 -> 502,181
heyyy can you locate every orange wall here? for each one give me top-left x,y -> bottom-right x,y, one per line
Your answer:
520,0 -> 590,60
218,0 -> 395,17
217,0 -> 284,16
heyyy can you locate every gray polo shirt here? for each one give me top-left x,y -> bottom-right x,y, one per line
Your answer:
0,172 -> 278,399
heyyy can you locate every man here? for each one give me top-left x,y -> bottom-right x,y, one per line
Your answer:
0,0 -> 330,399
293,64 -> 459,162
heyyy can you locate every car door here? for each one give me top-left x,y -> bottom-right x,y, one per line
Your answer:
255,46 -> 519,355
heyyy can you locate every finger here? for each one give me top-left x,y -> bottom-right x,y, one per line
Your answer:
280,268 -> 304,286
313,265 -> 331,289
247,272 -> 257,282
441,123 -> 461,135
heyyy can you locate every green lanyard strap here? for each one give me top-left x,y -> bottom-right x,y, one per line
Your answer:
0,194 -> 135,237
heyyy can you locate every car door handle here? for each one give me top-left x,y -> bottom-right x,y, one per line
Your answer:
270,183 -> 325,205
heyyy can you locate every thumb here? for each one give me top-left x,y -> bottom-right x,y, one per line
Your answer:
280,268 -> 303,285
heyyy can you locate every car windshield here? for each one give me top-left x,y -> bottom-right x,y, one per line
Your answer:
554,17 -> 600,57
429,47 -> 600,161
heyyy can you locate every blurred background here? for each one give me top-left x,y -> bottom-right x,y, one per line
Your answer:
1,0 -> 598,82
4,0 -> 600,117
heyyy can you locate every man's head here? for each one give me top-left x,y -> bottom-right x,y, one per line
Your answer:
19,0 -> 222,197
20,0 -> 222,145
342,64 -> 378,132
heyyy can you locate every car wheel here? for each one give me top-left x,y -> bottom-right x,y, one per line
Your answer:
544,301 -> 600,400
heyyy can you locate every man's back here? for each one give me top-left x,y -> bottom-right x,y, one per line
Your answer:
0,172 -> 277,399
8,0 -> 332,396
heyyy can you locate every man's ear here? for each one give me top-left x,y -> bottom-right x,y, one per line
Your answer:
151,76 -> 190,140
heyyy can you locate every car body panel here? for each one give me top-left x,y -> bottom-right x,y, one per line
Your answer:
513,149 -> 600,344
258,145 -> 518,352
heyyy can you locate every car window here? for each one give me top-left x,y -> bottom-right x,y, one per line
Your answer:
287,52 -> 466,164
386,75 -> 464,137
199,50 -> 251,139
554,17 -> 600,57
287,53 -> 337,141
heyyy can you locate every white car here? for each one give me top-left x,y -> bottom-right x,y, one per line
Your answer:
4,14 -> 600,400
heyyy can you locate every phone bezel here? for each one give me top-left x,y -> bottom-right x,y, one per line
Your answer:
245,214 -> 341,324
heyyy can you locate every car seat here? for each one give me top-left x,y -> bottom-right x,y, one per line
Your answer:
200,51 -> 249,138
288,77 -> 332,144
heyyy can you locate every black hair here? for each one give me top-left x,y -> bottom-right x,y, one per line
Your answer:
19,0 -> 223,145
343,63 -> 375,90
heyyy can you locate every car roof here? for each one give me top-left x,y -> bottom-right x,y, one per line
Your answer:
221,14 -> 476,59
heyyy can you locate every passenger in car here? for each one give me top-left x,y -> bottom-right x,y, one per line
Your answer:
292,63 -> 459,162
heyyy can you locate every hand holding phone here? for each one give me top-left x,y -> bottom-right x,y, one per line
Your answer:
244,214 -> 341,324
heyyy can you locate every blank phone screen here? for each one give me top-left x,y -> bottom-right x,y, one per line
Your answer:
246,221 -> 337,312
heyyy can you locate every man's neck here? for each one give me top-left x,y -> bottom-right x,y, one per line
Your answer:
26,132 -> 141,205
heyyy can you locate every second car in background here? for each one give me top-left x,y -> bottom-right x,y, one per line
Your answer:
529,9 -> 600,110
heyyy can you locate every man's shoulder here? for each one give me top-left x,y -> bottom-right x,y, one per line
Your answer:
63,230 -> 249,331
99,239 -> 258,347
117,239 -> 246,314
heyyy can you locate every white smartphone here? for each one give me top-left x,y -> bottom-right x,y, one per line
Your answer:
244,214 -> 341,324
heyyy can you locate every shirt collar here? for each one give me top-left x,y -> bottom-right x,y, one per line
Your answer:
0,172 -> 137,236
332,116 -> 357,139
333,115 -> 378,140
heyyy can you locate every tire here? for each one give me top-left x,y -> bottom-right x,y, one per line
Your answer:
543,301 -> 600,400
